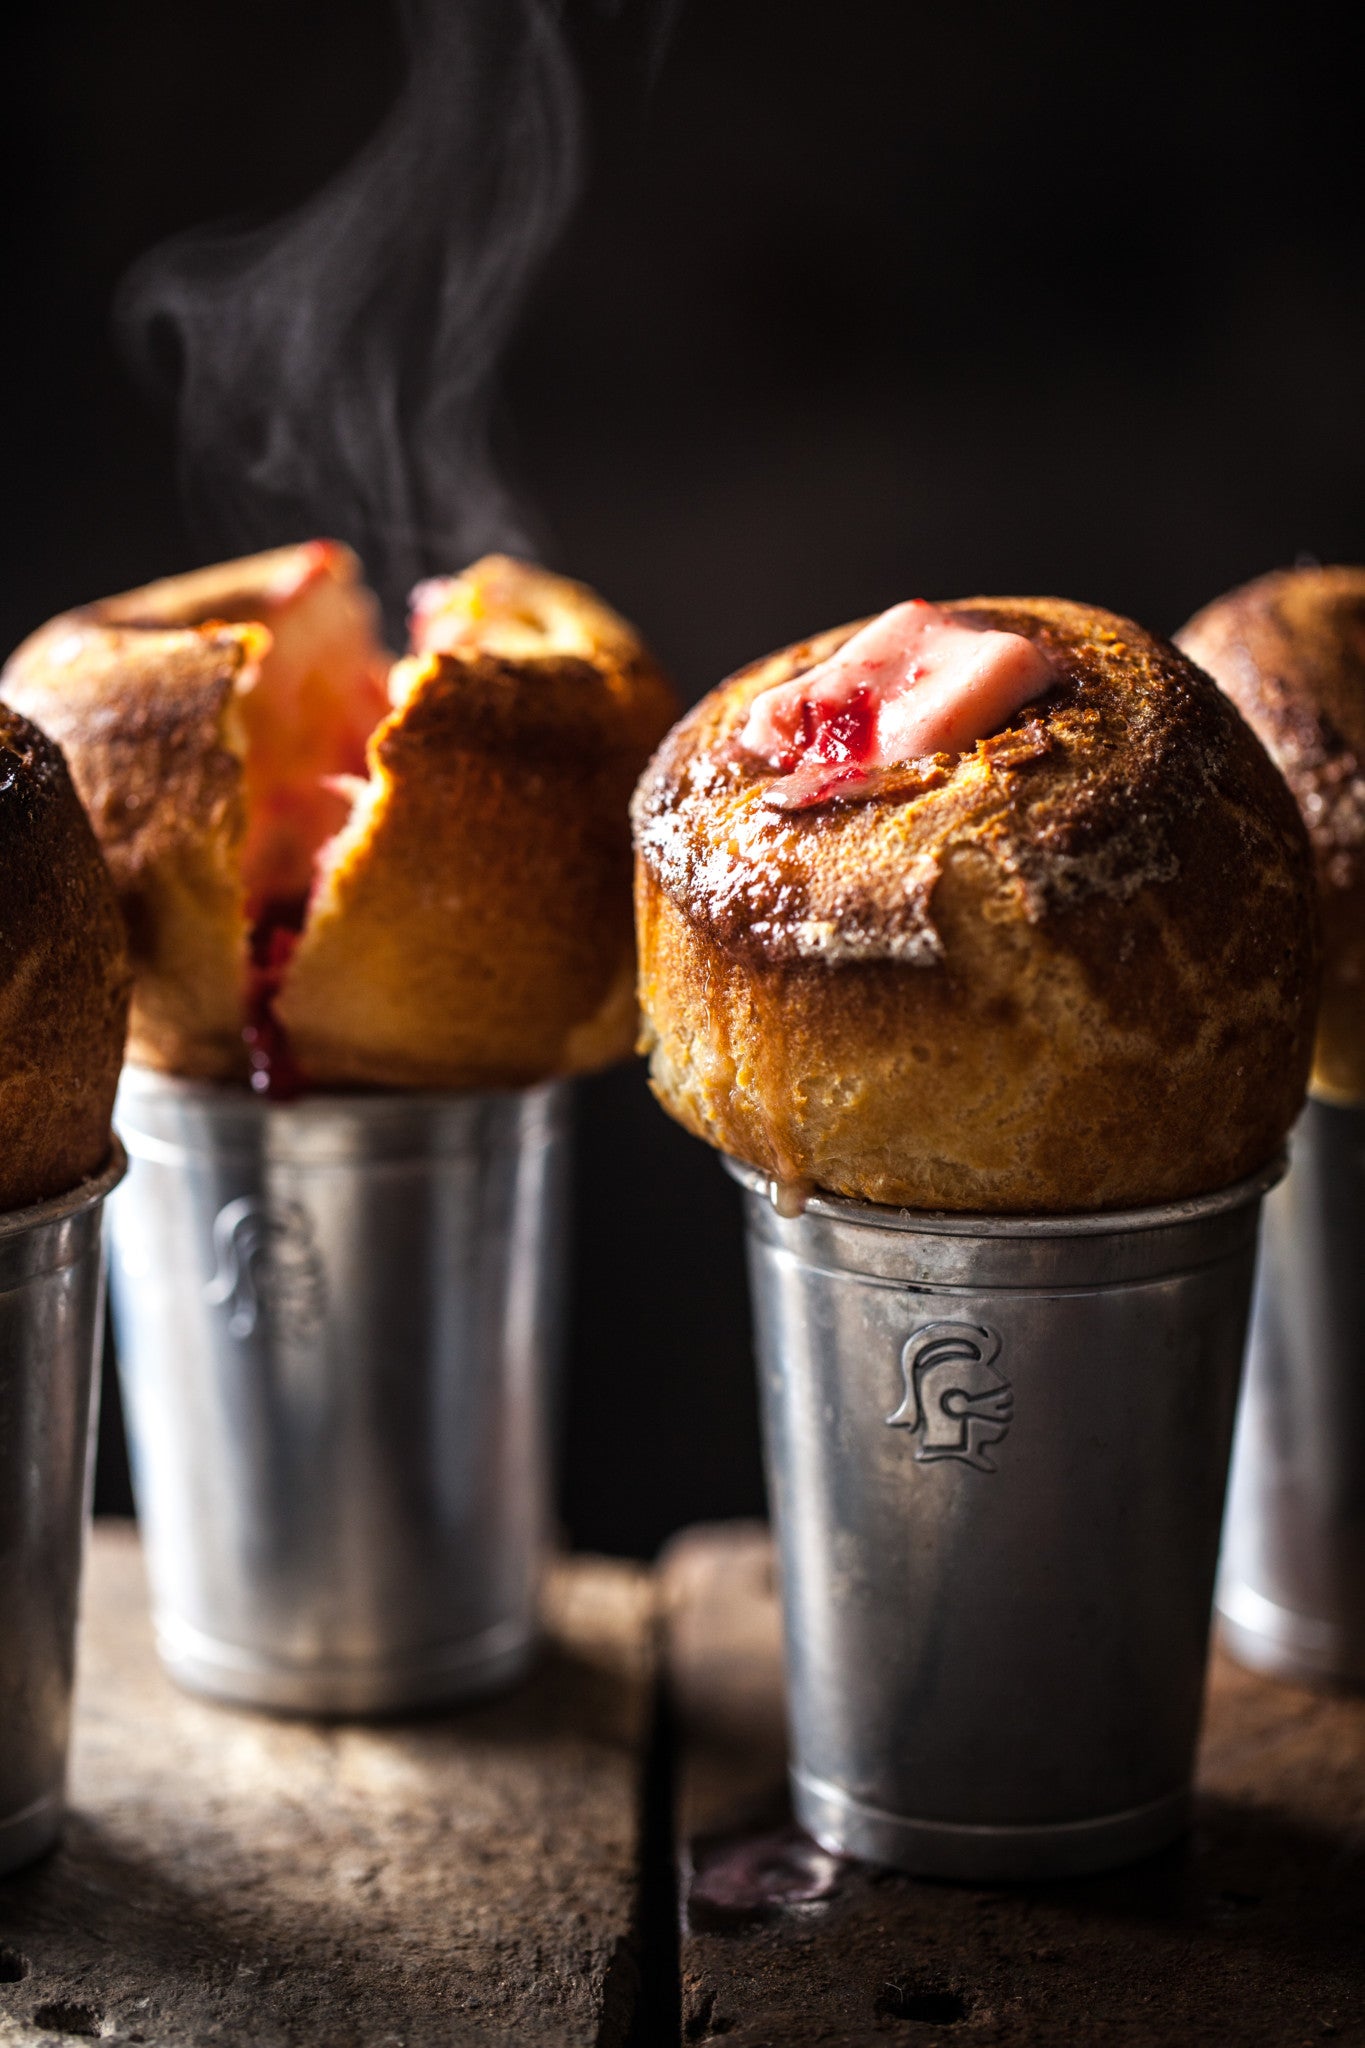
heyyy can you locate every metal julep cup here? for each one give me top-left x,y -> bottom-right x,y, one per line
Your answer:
1217,1098 -> 1365,1686
1,1148 -> 125,1876
107,1066 -> 567,1715
730,1156 -> 1281,1882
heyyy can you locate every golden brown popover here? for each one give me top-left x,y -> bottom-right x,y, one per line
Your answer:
3,546 -> 676,1092
633,595 -> 1319,1213
1177,565 -> 1365,1104
0,703 -> 130,1210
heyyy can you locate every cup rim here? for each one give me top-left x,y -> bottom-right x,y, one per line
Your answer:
0,1139 -> 128,1242
116,1064 -> 564,1116
724,1148 -> 1287,1239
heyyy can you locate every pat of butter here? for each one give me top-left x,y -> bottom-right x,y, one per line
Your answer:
739,600 -> 1052,808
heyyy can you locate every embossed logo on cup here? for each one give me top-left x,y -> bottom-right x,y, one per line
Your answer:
887,1320 -> 1012,1472
204,1197 -> 328,1344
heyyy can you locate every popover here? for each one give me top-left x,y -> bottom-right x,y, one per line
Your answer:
4,546 -> 676,1092
1,703 -> 130,1209
1178,564 -> 1365,1103
633,595 -> 1318,1212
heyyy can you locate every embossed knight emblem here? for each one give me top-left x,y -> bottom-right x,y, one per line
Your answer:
887,1320 -> 1012,1472
204,1197 -> 328,1344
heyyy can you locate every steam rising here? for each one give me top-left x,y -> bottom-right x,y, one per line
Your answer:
118,0 -> 584,625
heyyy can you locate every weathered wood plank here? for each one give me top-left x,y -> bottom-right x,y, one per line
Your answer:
1,1522 -> 655,2048
664,1522 -> 1365,2048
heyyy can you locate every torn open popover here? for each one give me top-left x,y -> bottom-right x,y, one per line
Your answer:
632,595 -> 1319,1213
2,545 -> 677,1092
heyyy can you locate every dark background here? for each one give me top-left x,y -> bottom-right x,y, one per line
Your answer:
4,0 -> 1363,1556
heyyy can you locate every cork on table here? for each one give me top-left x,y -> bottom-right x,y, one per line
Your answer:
0,1523 -> 655,2048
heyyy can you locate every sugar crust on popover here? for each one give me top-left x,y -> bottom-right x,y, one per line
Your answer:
1177,565 -> 1365,1104
0,703 -> 130,1210
632,596 -> 1319,1212
3,546 -> 677,1090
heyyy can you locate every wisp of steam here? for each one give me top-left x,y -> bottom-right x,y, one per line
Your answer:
118,0 -> 588,630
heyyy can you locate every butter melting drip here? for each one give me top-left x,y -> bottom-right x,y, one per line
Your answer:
770,1177 -> 814,1219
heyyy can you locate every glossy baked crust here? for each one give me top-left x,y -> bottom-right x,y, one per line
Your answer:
3,548 -> 677,1088
0,705 -> 130,1210
1177,566 -> 1365,1104
633,596 -> 1319,1212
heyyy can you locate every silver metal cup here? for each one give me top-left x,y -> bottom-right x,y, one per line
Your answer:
1217,1097 -> 1365,1686
731,1157 -> 1280,1882
1,1148 -> 124,1877
107,1067 -> 567,1715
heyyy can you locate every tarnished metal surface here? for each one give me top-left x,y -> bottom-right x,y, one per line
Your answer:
0,1151 -> 122,1878
1220,1097 -> 1365,1685
109,1070 -> 568,1714
732,1163 -> 1276,1879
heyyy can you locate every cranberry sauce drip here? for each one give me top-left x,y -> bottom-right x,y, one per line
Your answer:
774,682 -> 877,774
243,898 -> 308,1100
766,682 -> 878,804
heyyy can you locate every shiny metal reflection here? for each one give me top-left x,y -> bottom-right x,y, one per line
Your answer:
0,1147 -> 124,1877
731,1157 -> 1279,1882
1218,1098 -> 1365,1686
108,1068 -> 567,1716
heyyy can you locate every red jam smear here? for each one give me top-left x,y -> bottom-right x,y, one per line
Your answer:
739,601 -> 1053,809
775,682 -> 877,773
762,682 -> 879,806
243,899 -> 307,1101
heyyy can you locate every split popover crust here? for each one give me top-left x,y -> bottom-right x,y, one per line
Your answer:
278,642 -> 678,1088
633,597 -> 1319,1213
1177,566 -> 1365,1104
3,616 -> 260,1078
0,704 -> 130,1211
4,547 -> 677,1090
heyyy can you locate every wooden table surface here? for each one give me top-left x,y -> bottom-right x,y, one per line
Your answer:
4,1522 -> 1365,2045
0,1525 -> 655,2048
